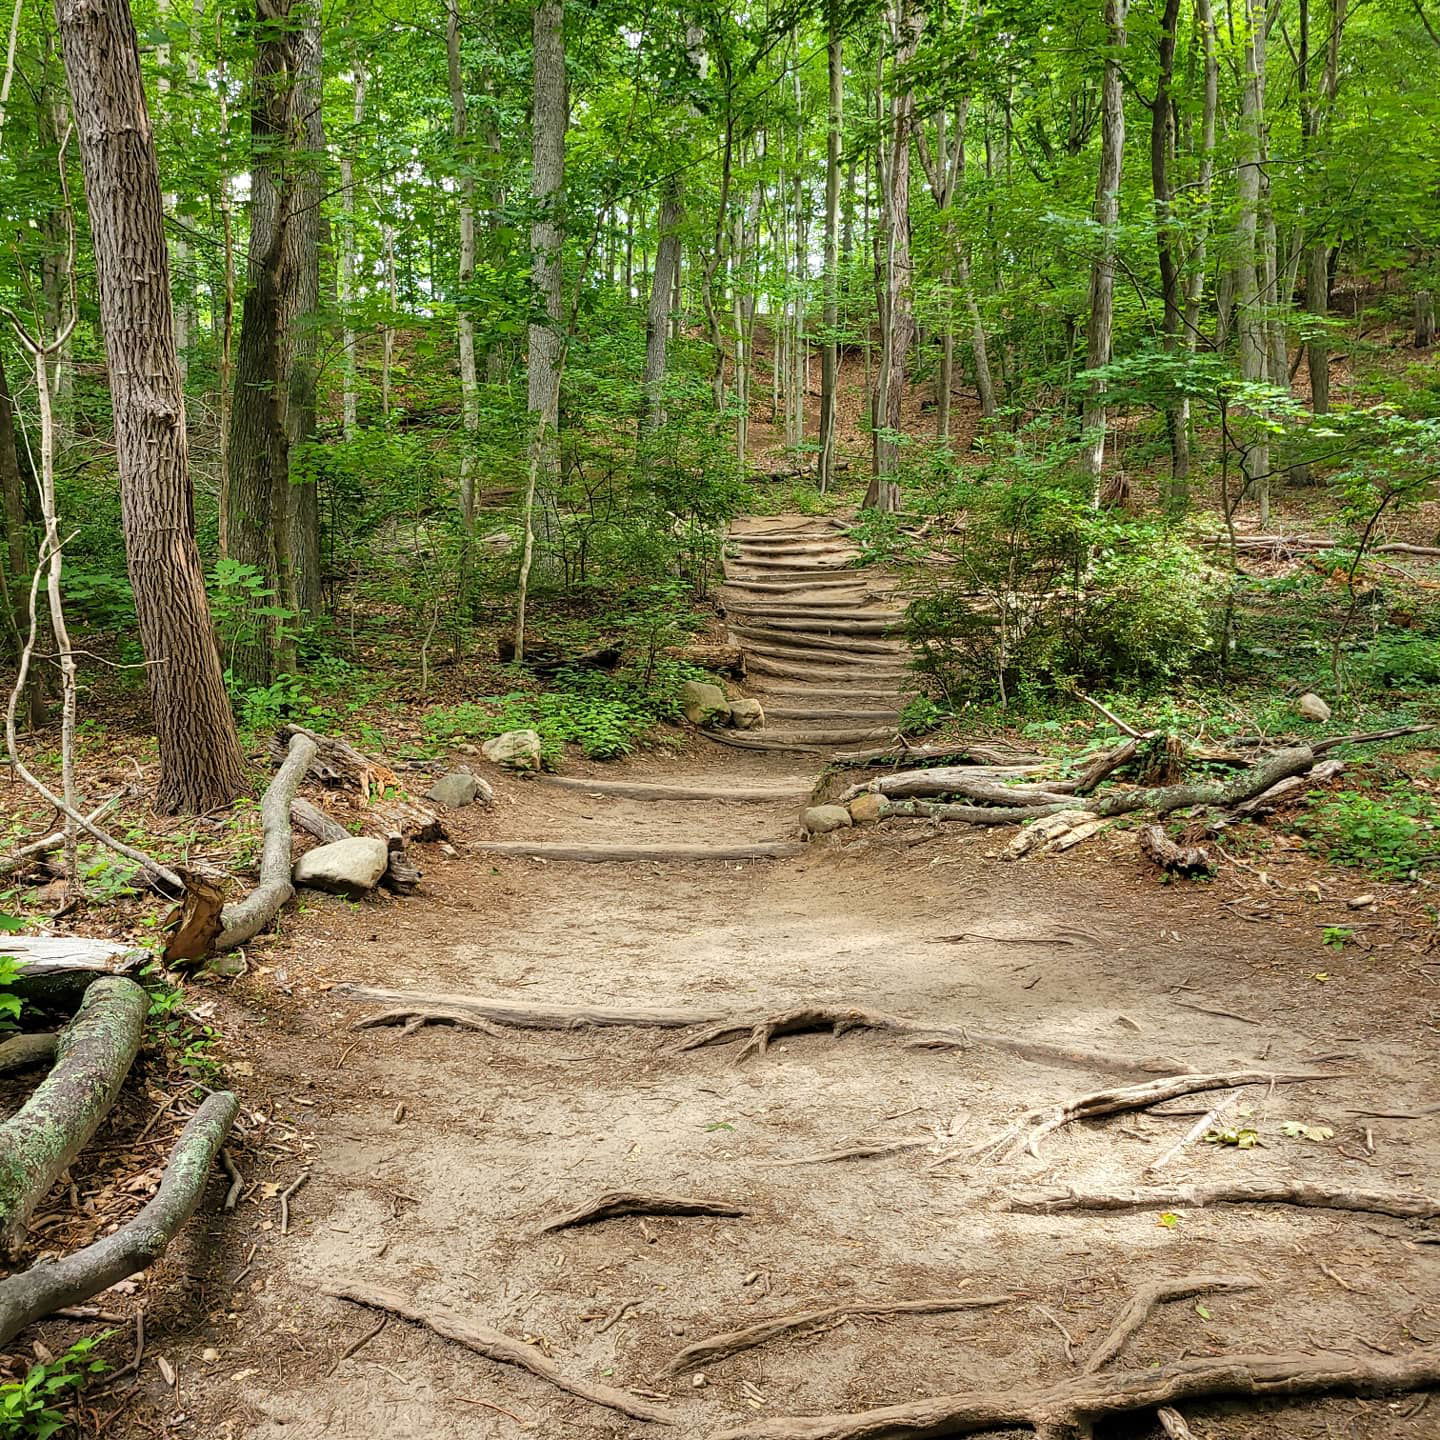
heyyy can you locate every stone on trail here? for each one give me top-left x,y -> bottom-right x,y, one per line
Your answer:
681,679 -> 730,728
804,804 -> 853,835
728,698 -> 765,730
427,771 -> 494,809
1296,692 -> 1332,723
293,836 -> 390,896
848,792 -> 891,824
482,728 -> 543,770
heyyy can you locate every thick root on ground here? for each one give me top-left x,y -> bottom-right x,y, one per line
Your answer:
1083,1275 -> 1259,1372
679,1006 -> 894,1060
0,1090 -> 237,1345
712,1344 -> 1440,1439
0,975 -> 148,1253
539,1190 -> 750,1234
1007,1181 -> 1440,1219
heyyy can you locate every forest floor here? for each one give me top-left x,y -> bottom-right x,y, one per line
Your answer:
42,513 -> 1436,1440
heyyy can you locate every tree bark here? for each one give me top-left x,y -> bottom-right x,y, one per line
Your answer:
339,64 -> 365,439
54,0 -> 246,812
641,178 -> 684,440
1080,0 -> 1129,499
445,0 -> 480,526
1235,0 -> 1270,520
1152,0 -> 1189,507
818,8 -> 841,491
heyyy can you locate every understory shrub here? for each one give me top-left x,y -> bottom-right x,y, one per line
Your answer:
1298,787 -> 1439,879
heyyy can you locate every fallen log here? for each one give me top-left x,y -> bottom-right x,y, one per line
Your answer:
211,732 -> 318,954
1073,739 -> 1139,795
839,767 -> 1070,805
1007,1181 -> 1440,1220
662,1295 -> 1015,1377
0,1090 -> 237,1346
342,988 -> 1185,1077
272,723 -> 398,799
830,743 -> 1052,768
711,1344 -> 1440,1440
539,1191 -> 750,1234
0,1034 -> 57,1075
1084,1275 -> 1259,1372
325,1280 -> 676,1424
1312,723 -> 1435,754
0,937 -> 146,1004
0,975 -> 148,1253
1138,826 -> 1215,877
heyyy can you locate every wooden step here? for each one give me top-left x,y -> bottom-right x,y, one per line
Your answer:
730,623 -> 906,658
533,776 -> 809,803
763,706 -> 902,723
746,653 -> 913,684
476,840 -> 803,863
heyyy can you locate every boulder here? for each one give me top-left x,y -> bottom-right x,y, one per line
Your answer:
427,771 -> 494,809
482,729 -> 543,771
848,792 -> 891,825
681,679 -> 730,728
804,804 -> 853,835
728,698 -> 765,730
293,836 -> 389,896
1296,692 -> 1332,723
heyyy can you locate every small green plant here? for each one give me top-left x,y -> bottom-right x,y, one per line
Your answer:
1321,925 -> 1354,950
0,1335 -> 110,1439
897,695 -> 946,735
1300,788 -> 1438,879
144,976 -> 223,1084
0,913 -> 26,1031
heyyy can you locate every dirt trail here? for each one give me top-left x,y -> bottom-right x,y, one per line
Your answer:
124,517 -> 1438,1439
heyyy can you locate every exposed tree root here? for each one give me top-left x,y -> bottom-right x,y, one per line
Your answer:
343,987 -> 727,1031
1138,826 -> 1215,877
539,1190 -> 750,1234
325,1280 -> 675,1424
711,1343 -> 1440,1440
0,975 -> 148,1252
771,1138 -> 933,1167
0,1034 -> 57,1075
840,767 -> 1067,804
830,743 -> 1051,768
210,732 -> 318,954
353,1008 -> 507,1038
979,1071 -> 1317,1163
477,839 -> 805,862
1083,1275 -> 1259,1371
534,776 -> 809,803
0,1090 -> 237,1345
680,1007 -> 894,1060
662,1295 -> 1015,1377
1007,1181 -> 1440,1220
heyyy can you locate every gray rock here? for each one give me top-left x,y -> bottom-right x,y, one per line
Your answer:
848,792 -> 891,825
293,836 -> 389,896
1297,692 -> 1331,723
681,679 -> 730,728
728,698 -> 765,730
427,771 -> 494,809
482,728 -> 543,770
804,804 -> 854,835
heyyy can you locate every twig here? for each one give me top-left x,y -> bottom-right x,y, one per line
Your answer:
1034,1304 -> 1077,1364
452,1394 -> 532,1426
539,1191 -> 749,1235
596,1300 -> 640,1334
327,1315 -> 387,1375
1074,690 -> 1146,739
221,1149 -> 243,1211
279,1171 -> 310,1236
1146,1092 -> 1243,1175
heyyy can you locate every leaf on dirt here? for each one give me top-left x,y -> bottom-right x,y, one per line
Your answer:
702,1121 -> 735,1133
1195,1302 -> 1213,1320
1204,1126 -> 1260,1149
1309,971 -> 1331,982
1280,1120 -> 1335,1142
1157,1212 -> 1182,1229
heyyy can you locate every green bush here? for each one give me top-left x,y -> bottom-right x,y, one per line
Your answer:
1299,788 -> 1439,879
0,1335 -> 110,1439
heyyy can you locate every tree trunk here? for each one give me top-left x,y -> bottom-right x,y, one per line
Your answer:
0,346 -> 29,666
1235,0 -> 1270,521
54,0 -> 246,812
1080,0 -> 1129,499
1153,0 -> 1189,509
339,64 -> 365,438
818,8 -> 841,492
641,178 -> 683,440
866,0 -> 921,513
445,0 -> 480,526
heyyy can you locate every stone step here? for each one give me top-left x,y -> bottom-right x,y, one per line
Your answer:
476,840 -> 803,863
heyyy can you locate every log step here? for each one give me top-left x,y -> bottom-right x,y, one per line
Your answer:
746,654 -> 913,684
763,707 -> 902,724
475,841 -> 803,863
728,624 -> 906,658
533,776 -> 809,803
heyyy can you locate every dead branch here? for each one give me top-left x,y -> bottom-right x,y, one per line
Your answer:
840,769 -> 1074,806
273,723 -> 399,799
539,1191 -> 750,1234
1138,826 -> 1215,877
1311,723 -> 1435,754
1145,1092 -> 1243,1175
711,1343 -> 1440,1440
325,1280 -> 676,1424
0,1090 -> 237,1346
1007,1181 -> 1440,1220
1073,739 -> 1139,795
0,976 -> 148,1252
978,1071 -> 1313,1163
0,1033 -> 56,1075
662,1295 -> 1015,1377
1083,1275 -> 1259,1371
0,789 -> 127,880
1,936 -> 145,1004
213,732 -> 318,953
1156,1409 -> 1195,1440
1074,691 -> 1147,739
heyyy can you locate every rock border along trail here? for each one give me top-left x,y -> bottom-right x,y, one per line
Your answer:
171,515 -> 1437,1440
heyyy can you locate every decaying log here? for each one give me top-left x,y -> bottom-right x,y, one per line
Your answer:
539,1191 -> 750,1234
0,1034 -> 57,1075
1001,812 -> 1098,860
1083,1275 -> 1259,1372
325,1280 -> 676,1424
0,975 -> 148,1253
1234,758 -> 1343,816
1073,739 -> 1138,795
1138,826 -> 1215,877
344,987 -> 1185,1077
161,866 -> 229,965
213,733 -> 318,953
1008,1181 -> 1440,1220
291,798 -> 420,895
0,1090 -> 237,1345
830,743 -> 1051,768
273,723 -> 399,799
0,936 -> 145,1004
663,1295 -> 1015,1377
711,1343 -> 1440,1440
1200,532 -> 1440,558
840,767 -> 1071,805
978,1071 -> 1316,1163
1311,723 -> 1435,754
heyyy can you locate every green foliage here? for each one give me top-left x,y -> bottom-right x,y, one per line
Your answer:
1299,787 -> 1439,879
145,976 -> 223,1084
0,1335 -> 110,1440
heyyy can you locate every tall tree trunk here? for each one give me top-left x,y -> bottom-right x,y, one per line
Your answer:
0,346 -> 39,718
445,0 -> 480,526
516,0 -> 565,662
866,0 -> 921,512
339,64 -> 365,439
1235,0 -> 1270,521
1302,0 -> 1347,414
54,0 -> 246,813
641,179 -> 683,440
216,11 -> 236,550
1152,0 -> 1189,508
381,219 -> 397,417
1080,0 -> 1129,499
818,5 -> 841,492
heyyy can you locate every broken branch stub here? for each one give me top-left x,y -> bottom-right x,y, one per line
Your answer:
0,975 -> 148,1253
0,1090 -> 237,1345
